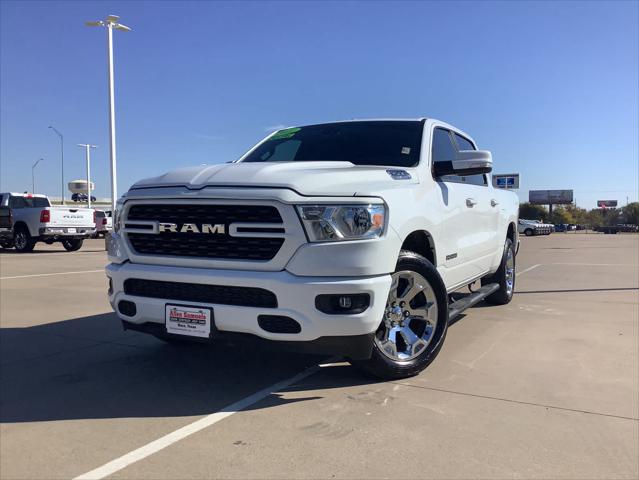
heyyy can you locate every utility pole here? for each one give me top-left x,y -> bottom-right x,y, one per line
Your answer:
48,126 -> 65,204
85,15 -> 131,212
78,144 -> 97,208
32,158 -> 44,194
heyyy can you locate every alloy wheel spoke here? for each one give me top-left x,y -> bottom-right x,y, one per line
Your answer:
399,280 -> 424,303
398,325 -> 420,348
411,339 -> 428,356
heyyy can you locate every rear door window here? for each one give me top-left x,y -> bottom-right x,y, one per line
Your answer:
9,196 -> 27,208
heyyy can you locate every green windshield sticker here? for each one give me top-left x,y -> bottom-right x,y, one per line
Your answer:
270,127 -> 301,140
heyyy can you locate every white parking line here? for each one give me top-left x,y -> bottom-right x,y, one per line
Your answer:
550,263 -> 639,267
0,269 -> 103,280
0,251 -> 105,259
74,359 -> 335,480
517,264 -> 541,277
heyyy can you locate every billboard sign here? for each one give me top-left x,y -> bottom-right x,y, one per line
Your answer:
529,189 -> 574,205
597,200 -> 617,208
492,173 -> 520,189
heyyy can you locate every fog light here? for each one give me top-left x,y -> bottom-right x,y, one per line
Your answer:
118,300 -> 137,317
315,294 -> 370,315
338,296 -> 352,308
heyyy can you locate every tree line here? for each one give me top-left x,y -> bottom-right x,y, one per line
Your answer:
519,202 -> 639,226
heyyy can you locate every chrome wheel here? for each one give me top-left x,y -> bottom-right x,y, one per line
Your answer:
375,270 -> 439,362
505,246 -> 515,296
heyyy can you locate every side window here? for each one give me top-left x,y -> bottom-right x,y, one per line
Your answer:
435,130 -> 487,186
453,133 -> 475,151
9,196 -> 26,208
456,174 -> 486,186
431,128 -> 457,162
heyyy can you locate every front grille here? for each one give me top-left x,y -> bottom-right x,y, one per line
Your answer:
126,204 -> 284,260
127,233 -> 284,260
124,278 -> 278,308
127,204 -> 282,223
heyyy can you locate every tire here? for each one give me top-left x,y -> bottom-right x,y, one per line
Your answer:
353,250 -> 449,380
0,239 -> 14,249
13,227 -> 35,253
524,228 -> 533,237
481,238 -> 516,305
62,238 -> 83,252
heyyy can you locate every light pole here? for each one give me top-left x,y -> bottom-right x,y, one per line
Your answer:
48,126 -> 64,204
32,158 -> 44,193
78,144 -> 97,208
85,15 -> 131,212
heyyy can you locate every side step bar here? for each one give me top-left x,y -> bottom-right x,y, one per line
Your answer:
448,283 -> 500,322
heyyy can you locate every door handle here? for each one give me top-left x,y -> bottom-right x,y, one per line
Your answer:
491,199 -> 499,207
466,198 -> 477,207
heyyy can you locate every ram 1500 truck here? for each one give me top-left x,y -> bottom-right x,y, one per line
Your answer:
106,119 -> 519,379
0,193 -> 95,252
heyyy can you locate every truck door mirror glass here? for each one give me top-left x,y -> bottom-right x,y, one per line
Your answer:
434,150 -> 493,177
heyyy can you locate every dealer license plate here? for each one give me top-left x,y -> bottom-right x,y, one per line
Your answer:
165,304 -> 212,338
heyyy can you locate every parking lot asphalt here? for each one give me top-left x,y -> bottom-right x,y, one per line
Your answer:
1,234 -> 638,480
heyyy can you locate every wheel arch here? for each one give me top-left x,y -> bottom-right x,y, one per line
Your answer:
400,230 -> 437,266
507,222 -> 517,243
12,221 -> 30,234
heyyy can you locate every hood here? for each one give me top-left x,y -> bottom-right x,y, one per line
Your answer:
130,161 -> 419,196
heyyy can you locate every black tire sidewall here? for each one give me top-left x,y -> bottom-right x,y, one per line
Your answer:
356,250 -> 449,379
483,238 -> 515,305
13,228 -> 34,252
62,239 -> 83,251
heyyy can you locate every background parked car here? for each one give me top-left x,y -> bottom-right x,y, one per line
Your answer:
93,210 -> 113,237
519,219 -> 552,236
71,193 -> 97,203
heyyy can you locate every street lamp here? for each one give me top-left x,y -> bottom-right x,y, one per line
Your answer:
32,158 -> 44,194
48,126 -> 64,204
85,14 -> 131,212
78,144 -> 97,208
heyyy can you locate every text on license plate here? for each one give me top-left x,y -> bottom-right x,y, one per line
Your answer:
165,305 -> 211,338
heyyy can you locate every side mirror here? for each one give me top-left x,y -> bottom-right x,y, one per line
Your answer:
434,150 -> 493,177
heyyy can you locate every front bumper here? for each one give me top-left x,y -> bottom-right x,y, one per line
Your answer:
121,320 -> 376,359
106,262 -> 391,351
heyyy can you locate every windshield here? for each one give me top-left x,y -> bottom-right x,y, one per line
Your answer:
241,121 -> 424,167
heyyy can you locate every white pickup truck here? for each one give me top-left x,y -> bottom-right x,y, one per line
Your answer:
106,119 -> 519,379
0,193 -> 95,252
518,219 -> 553,236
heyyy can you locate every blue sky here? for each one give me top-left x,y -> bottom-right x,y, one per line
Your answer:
1,0 -> 637,208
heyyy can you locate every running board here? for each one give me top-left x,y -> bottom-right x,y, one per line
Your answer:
448,283 -> 500,322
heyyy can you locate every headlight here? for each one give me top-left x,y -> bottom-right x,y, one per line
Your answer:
296,204 -> 386,242
112,198 -> 125,233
